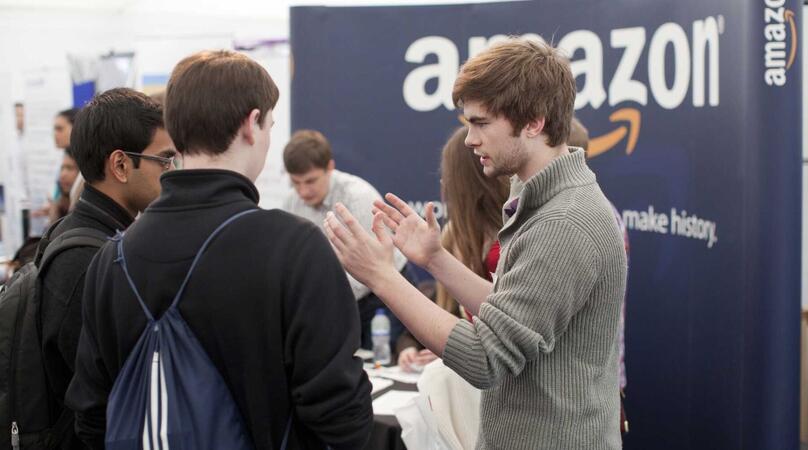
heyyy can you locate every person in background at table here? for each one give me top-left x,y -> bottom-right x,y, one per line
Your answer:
397,126 -> 509,372
282,129 -> 415,351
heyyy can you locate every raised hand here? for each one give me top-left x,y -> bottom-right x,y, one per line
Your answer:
372,193 -> 442,268
323,202 -> 398,290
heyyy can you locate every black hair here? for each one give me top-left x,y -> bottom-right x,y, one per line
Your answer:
56,108 -> 80,125
70,88 -> 163,183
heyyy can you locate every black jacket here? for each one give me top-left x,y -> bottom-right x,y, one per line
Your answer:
40,184 -> 134,449
65,170 -> 373,449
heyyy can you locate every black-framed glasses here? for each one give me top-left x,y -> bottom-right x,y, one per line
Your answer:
122,151 -> 180,171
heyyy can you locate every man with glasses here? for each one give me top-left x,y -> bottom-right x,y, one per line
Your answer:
122,150 -> 181,171
39,87 -> 174,448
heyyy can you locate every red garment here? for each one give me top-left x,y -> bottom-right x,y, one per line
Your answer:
485,240 -> 501,276
465,241 -> 501,322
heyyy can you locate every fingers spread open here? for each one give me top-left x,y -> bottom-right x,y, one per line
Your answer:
324,212 -> 352,251
334,203 -> 366,238
373,199 -> 405,224
384,193 -> 415,218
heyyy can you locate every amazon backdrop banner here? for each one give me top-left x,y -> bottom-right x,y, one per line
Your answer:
291,1 -> 801,449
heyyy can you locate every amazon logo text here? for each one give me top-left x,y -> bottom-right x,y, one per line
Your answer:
402,15 -> 723,112
764,0 -> 798,86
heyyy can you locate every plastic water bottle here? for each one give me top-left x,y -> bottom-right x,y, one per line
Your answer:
371,309 -> 391,365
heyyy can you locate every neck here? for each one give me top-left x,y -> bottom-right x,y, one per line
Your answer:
181,148 -> 256,181
87,181 -> 137,218
517,143 -> 569,182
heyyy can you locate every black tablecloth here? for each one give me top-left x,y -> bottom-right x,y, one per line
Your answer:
362,380 -> 418,450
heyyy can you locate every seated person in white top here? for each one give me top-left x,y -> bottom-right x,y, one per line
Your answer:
282,129 -> 414,351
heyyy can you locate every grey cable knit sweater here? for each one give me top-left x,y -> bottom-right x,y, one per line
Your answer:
442,148 -> 627,449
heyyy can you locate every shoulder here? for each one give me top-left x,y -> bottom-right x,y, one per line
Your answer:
530,185 -> 623,257
233,209 -> 328,251
282,191 -> 302,212
42,225 -> 110,282
41,245 -> 99,286
332,170 -> 381,199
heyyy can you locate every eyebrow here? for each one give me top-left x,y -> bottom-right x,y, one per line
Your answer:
158,149 -> 177,158
465,115 -> 489,124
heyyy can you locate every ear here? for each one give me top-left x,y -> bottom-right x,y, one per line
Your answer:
523,117 -> 546,138
108,150 -> 130,183
327,159 -> 335,172
239,109 -> 262,146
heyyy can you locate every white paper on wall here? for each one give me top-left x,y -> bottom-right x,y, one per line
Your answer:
20,67 -> 72,237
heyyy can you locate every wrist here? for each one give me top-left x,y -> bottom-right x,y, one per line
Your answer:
365,266 -> 402,295
425,248 -> 453,275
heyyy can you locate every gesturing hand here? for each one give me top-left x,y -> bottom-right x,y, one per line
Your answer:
323,202 -> 398,290
372,193 -> 442,268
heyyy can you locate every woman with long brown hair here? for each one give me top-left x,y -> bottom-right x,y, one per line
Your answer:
397,126 -> 510,371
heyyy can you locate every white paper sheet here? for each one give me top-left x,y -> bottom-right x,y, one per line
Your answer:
370,376 -> 394,395
372,390 -> 420,416
364,365 -> 422,384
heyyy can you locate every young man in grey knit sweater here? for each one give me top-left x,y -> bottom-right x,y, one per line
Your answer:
324,38 -> 627,449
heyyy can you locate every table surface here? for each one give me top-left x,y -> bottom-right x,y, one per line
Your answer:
364,378 -> 418,450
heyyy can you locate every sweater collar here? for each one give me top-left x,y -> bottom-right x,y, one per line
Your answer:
501,147 -> 595,234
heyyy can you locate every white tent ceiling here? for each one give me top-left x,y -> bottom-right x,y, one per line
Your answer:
0,0 -> 507,20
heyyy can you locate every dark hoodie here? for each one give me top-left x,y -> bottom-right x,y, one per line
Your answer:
66,170 -> 373,449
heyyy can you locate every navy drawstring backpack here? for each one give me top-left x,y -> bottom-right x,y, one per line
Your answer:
104,209 -> 291,450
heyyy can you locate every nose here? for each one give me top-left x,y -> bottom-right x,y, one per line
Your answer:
465,128 -> 481,148
296,185 -> 311,198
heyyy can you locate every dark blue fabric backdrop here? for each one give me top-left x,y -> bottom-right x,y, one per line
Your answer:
291,1 -> 802,448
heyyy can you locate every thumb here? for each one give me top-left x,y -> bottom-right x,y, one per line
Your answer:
425,202 -> 439,231
372,212 -> 393,248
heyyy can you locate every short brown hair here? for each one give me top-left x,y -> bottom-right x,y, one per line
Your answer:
452,38 -> 575,147
165,50 -> 279,156
568,116 -> 589,151
283,129 -> 333,174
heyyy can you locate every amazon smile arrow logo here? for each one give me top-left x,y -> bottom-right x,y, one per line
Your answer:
784,8 -> 798,70
588,108 -> 641,158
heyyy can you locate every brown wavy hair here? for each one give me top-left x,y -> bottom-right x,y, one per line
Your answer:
440,127 -> 509,278
452,38 -> 575,146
